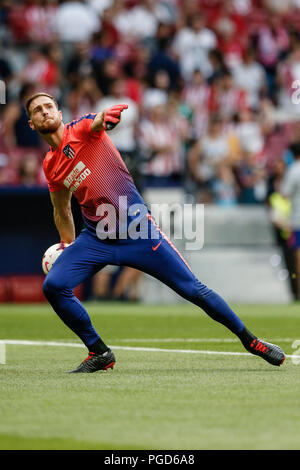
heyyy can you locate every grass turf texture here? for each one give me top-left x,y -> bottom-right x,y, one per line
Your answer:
0,302 -> 300,450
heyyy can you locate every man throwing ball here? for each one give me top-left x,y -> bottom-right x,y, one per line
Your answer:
26,93 -> 285,372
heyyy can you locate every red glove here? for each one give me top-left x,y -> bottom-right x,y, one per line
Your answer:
103,104 -> 128,131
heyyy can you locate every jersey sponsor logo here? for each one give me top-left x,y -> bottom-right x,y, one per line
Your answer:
63,144 -> 75,159
63,161 -> 91,192
70,167 -> 91,193
63,161 -> 85,188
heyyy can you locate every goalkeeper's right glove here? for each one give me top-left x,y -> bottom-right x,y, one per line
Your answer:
103,104 -> 128,131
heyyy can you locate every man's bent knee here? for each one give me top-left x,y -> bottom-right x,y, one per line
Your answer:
43,274 -> 68,295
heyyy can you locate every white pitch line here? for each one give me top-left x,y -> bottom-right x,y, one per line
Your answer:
0,340 -> 83,348
112,338 -> 240,343
1,338 -> 295,345
0,339 -> 299,359
110,338 -> 296,343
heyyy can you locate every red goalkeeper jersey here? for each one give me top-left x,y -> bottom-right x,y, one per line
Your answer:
43,114 -> 145,227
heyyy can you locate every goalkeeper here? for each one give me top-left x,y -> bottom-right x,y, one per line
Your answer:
26,92 -> 285,373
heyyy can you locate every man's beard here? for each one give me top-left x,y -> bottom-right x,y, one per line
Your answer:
38,118 -> 61,135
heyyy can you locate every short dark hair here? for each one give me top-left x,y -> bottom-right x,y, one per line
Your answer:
25,92 -> 58,118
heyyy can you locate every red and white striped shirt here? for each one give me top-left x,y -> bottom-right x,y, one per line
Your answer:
139,118 -> 185,177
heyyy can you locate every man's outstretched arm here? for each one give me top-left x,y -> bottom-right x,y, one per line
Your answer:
50,188 -> 75,244
91,104 -> 128,132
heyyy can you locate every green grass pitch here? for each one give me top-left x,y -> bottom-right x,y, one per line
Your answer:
0,302 -> 300,450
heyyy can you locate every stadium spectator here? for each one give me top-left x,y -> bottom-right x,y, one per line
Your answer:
113,0 -> 159,42
206,0 -> 250,39
281,142 -> 300,299
266,156 -> 298,298
3,83 -> 42,150
235,150 -> 267,204
138,101 -> 187,187
210,70 -> 248,120
212,163 -> 239,207
66,42 -> 94,88
24,0 -> 58,44
88,0 -> 113,17
17,44 -> 61,97
55,0 -> 101,43
8,0 -> 58,44
215,16 -> 246,69
182,68 -> 211,139
179,0 -> 204,28
90,29 -> 117,65
0,152 -> 12,186
182,69 -> 211,109
111,267 -> 143,302
167,87 -> 191,145
188,114 -> 231,202
17,152 -> 40,187
62,76 -> 102,122
143,69 -> 170,110
93,266 -> 143,302
147,23 -> 181,89
267,157 -> 290,230
122,62 -> 144,105
232,47 -> 267,109
207,48 -> 228,83
93,57 -> 123,96
259,105 -> 294,172
255,12 -> 290,96
172,12 -> 217,80
234,109 -> 264,155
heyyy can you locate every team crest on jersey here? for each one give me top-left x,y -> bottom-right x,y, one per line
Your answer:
63,144 -> 75,159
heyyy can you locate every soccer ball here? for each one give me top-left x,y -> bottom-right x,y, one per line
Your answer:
42,243 -> 70,275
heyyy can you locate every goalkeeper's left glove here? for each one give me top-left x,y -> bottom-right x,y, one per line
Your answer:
104,104 -> 128,131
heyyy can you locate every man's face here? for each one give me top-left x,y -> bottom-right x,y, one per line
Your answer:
28,96 -> 62,134
191,15 -> 205,32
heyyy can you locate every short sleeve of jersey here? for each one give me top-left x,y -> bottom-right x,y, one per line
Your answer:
73,113 -> 100,139
43,156 -> 63,193
47,180 -> 64,192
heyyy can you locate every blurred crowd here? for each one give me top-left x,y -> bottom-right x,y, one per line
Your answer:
1,0 -> 300,207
